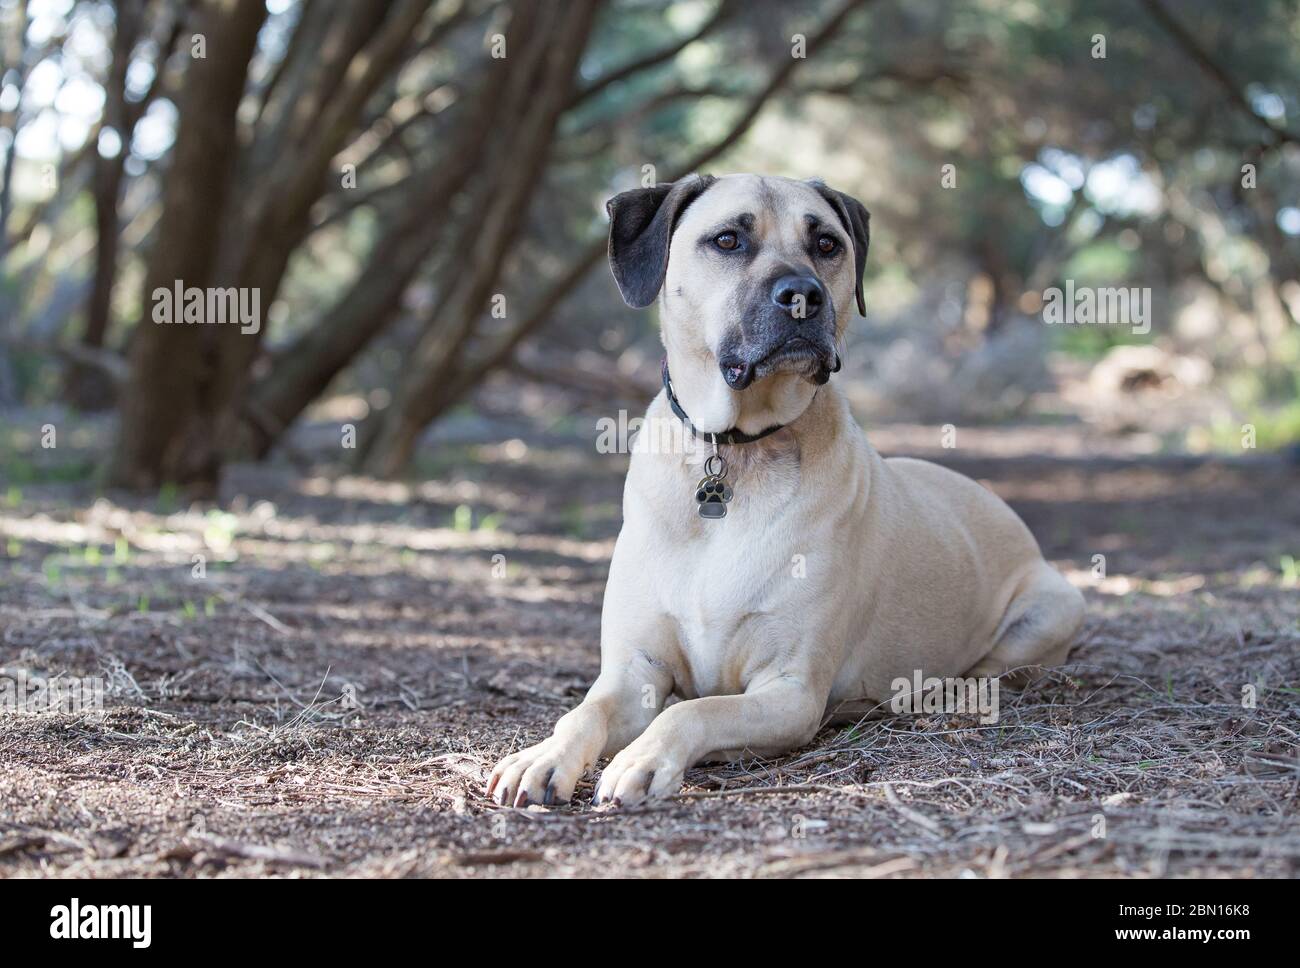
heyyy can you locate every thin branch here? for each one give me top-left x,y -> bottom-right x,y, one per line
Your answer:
1138,0 -> 1298,149
2,336 -> 130,384
567,0 -> 737,109
675,0 -> 872,174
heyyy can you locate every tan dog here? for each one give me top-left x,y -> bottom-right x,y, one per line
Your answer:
487,173 -> 1083,808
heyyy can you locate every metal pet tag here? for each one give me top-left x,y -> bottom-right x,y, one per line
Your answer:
694,451 -> 732,519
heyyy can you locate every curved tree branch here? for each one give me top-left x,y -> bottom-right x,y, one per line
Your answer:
567,0 -> 738,109
1138,0 -> 1298,149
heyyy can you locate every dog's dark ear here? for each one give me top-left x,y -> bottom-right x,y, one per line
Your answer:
606,174 -> 716,308
809,180 -> 870,316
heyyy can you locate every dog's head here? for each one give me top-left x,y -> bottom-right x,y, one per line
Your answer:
607,173 -> 869,412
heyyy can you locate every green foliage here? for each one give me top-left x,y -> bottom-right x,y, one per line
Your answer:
1202,399 -> 1300,452
450,504 -> 502,533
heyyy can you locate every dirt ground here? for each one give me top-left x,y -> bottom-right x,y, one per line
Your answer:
1,411 -> 1297,878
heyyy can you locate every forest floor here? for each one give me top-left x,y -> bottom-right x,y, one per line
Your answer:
1,406 -> 1297,878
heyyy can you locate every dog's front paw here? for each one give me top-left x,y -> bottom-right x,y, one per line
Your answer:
592,740 -> 686,807
487,737 -> 590,808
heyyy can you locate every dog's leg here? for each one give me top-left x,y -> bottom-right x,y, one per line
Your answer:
593,673 -> 825,806
487,650 -> 673,807
966,562 -> 1085,683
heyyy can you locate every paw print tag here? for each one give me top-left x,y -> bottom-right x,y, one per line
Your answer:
695,452 -> 732,519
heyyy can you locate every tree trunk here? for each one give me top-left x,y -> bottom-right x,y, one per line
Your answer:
206,0 -> 433,457
66,0 -> 145,411
108,0 -> 269,492
361,0 -> 603,476
242,33 -> 519,457
110,0 -> 441,488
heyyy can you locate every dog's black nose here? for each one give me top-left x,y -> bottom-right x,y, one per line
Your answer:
771,275 -> 825,319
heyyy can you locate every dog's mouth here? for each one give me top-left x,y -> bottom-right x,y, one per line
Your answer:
720,337 -> 839,391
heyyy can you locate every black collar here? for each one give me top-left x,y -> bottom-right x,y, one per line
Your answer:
660,360 -> 788,445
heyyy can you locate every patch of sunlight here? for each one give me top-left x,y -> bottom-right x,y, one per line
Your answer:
0,514 -> 93,544
1064,569 -> 1207,597
298,473 -> 528,515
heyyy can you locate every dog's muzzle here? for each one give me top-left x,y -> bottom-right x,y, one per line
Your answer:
719,271 -> 840,390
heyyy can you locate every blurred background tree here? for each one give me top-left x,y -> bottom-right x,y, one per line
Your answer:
0,0 -> 1297,490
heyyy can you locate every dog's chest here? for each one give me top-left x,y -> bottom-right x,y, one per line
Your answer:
653,452 -> 806,698
665,573 -> 767,698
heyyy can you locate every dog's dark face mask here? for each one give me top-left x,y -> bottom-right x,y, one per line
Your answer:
606,174 -> 870,392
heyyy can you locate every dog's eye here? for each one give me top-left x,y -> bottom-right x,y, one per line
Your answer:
713,232 -> 739,251
816,235 -> 838,255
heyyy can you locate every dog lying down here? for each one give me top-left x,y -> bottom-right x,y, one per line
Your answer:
488,173 -> 1084,808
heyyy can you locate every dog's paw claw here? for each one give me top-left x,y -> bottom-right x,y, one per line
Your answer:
593,745 -> 685,806
488,739 -> 587,809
